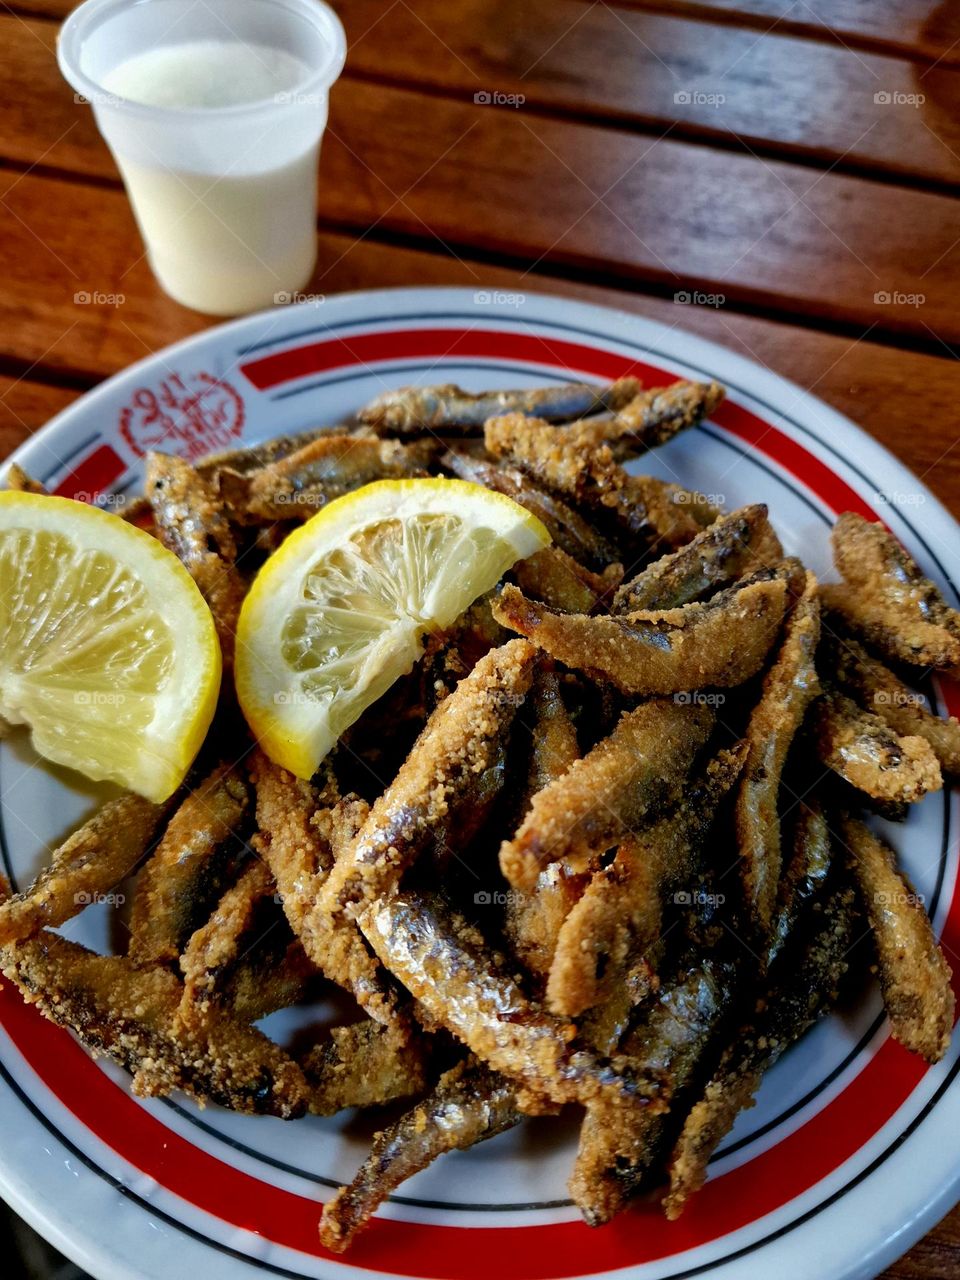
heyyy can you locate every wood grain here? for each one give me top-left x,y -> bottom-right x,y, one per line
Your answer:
2,31 -> 960,344
0,374 -> 76,461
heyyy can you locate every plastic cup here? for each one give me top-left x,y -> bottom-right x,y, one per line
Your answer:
58,0 -> 346,316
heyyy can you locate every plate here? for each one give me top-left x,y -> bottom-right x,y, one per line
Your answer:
0,287 -> 958,1280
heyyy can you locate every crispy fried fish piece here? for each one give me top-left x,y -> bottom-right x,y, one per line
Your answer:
145,452 -> 247,668
842,817 -> 954,1062
563,380 -> 724,460
822,631 -> 960,778
303,1019 -> 431,1116
321,639 -> 537,913
664,880 -> 858,1218
485,414 -> 717,552
571,958 -> 736,1225
443,450 -> 621,569
823,512 -> 960,673
503,671 -> 584,978
319,1060 -> 522,1252
513,547 -> 623,615
501,698 -> 714,893
178,858 -> 278,1021
359,378 -> 639,435
129,763 -> 249,968
1,931 -> 309,1117
736,571 -> 821,933
613,504 -> 782,613
226,940 -> 314,1024
811,688 -> 942,804
360,891 -> 663,1112
199,426 -> 329,477
249,753 -> 403,1030
493,564 -> 792,697
766,798 -> 833,968
223,435 -> 437,522
0,792 -> 165,946
5,463 -> 48,494
549,743 -> 747,1018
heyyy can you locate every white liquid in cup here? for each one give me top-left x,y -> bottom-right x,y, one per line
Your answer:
101,41 -> 318,315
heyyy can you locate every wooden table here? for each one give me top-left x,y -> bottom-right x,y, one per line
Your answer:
1,1 -> 959,1275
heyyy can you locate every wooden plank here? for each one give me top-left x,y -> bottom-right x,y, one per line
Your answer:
2,34 -> 960,344
6,10 -> 960,192
1,168 -> 958,513
334,0 -> 960,189
0,374 -> 76,461
609,1 -> 960,67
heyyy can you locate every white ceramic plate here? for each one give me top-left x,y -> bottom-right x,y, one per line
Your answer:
0,287 -> 958,1280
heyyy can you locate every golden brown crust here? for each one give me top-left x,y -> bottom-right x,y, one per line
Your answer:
1,931 -> 309,1117
811,689 -> 942,804
512,547 -> 622,615
842,816 -> 954,1062
492,571 -> 790,696
303,1020 -> 430,1115
0,792 -> 164,947
129,762 -> 249,968
735,571 -> 821,932
500,698 -> 715,892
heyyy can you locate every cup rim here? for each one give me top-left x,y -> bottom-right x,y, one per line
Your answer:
57,0 -> 347,120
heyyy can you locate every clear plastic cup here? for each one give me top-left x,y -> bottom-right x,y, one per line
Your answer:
58,0 -> 346,316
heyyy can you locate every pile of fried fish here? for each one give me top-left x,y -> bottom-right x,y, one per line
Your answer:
2,373 -> 957,1251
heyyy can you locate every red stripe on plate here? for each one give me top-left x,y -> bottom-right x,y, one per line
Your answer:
52,443 -> 125,500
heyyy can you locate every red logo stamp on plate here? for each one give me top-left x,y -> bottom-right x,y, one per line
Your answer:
120,371 -> 246,461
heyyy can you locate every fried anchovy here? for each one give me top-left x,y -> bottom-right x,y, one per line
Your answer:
664,880 -> 858,1218
562,380 -> 724,461
822,512 -> 960,673
484,414 -> 719,554
177,858 -> 278,1021
513,547 -> 622,615
811,687 -> 942,804
613,504 -> 782,613
4,463 -> 48,494
0,792 -> 165,946
222,435 -> 437,522
249,752 -> 404,1031
736,571 -> 821,934
359,890 -> 663,1112
319,1059 -> 522,1251
493,563 -> 793,697
766,798 -> 833,969
504,670 -> 585,979
501,698 -> 714,892
572,958 -> 736,1225
129,762 -> 249,968
199,426 -> 330,477
549,743 -> 747,1018
226,940 -> 315,1024
1,931 -> 309,1117
842,816 -> 953,1062
146,451 -> 247,669
303,1019 -> 431,1116
359,378 -> 639,435
443,450 -> 621,569
321,639 -> 537,913
821,630 -> 960,778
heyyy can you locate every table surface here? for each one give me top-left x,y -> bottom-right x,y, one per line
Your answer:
1,1 -> 960,1275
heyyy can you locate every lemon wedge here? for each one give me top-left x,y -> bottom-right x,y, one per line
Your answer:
0,492 -> 221,802
235,478 -> 550,778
